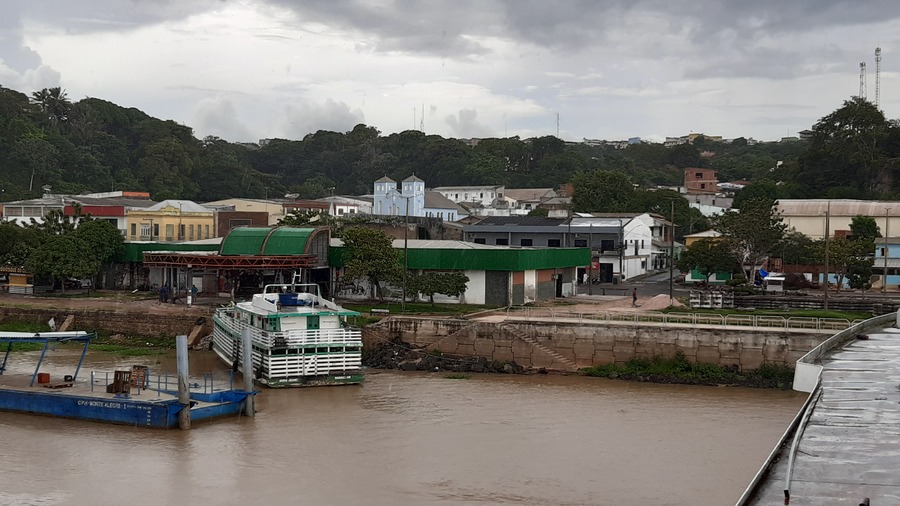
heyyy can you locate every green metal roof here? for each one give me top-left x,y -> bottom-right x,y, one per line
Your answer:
330,242 -> 588,271
120,241 -> 221,262
261,227 -> 314,255
219,228 -> 271,255
219,227 -> 317,256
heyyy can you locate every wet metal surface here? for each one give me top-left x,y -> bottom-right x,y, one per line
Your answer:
750,326 -> 900,504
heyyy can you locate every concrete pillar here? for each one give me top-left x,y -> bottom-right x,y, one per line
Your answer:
241,328 -> 255,417
176,334 -> 191,430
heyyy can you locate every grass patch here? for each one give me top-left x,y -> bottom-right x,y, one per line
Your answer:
581,351 -> 794,389
444,373 -> 471,380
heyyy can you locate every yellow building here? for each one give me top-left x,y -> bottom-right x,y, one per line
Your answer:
203,198 -> 286,226
126,200 -> 215,242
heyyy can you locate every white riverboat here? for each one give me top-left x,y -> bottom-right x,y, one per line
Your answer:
212,284 -> 363,387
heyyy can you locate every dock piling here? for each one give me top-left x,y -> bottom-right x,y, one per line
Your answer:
241,328 -> 255,417
176,334 -> 191,430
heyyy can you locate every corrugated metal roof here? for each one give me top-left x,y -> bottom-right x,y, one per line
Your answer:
778,199 -> 900,217
568,217 -> 631,228
219,227 -> 270,255
504,188 -> 555,201
146,199 -> 211,213
470,216 -> 566,227
683,230 -> 721,238
261,227 -> 314,255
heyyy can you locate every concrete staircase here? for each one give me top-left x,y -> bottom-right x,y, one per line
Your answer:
500,323 -> 578,372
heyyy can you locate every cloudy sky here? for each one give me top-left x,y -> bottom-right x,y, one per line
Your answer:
2,1 -> 899,143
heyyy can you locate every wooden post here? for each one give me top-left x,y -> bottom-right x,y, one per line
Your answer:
176,334 -> 191,430
241,328 -> 255,417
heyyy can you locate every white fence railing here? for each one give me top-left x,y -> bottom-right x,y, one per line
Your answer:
504,306 -> 865,331
214,310 -> 362,348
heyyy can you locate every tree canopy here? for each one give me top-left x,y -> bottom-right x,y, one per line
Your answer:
339,227 -> 401,300
712,197 -> 787,282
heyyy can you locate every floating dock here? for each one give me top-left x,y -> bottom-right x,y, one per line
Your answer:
0,331 -> 254,429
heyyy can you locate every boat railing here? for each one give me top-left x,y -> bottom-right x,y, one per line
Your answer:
89,369 -> 234,396
213,309 -> 362,347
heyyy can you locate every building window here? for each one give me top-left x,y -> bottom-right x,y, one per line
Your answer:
700,183 -> 706,189
474,238 -> 486,244
179,224 -> 185,240
130,223 -> 137,238
189,224 -> 194,240
205,225 -> 210,238
153,224 -> 159,239
520,239 -> 533,246
480,193 -> 484,199
600,239 -> 614,252
574,239 -> 588,247
496,238 -> 509,245
140,224 -> 150,239
695,172 -> 703,178
548,239 -> 561,247
165,224 -> 174,241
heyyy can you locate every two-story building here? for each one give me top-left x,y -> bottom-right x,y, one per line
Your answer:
684,168 -> 718,194
503,188 -> 557,216
126,200 -> 215,242
203,198 -> 287,226
432,185 -> 505,207
461,213 -> 674,283
1,191 -> 155,231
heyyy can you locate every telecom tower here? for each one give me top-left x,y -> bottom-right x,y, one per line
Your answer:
419,104 -> 424,132
859,62 -> 867,99
875,47 -> 882,109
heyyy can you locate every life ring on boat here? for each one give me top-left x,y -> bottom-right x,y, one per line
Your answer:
195,317 -> 207,326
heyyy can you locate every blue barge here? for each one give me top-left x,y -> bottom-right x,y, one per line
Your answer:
0,331 -> 254,429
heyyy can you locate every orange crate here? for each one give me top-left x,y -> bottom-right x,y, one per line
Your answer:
37,372 -> 50,384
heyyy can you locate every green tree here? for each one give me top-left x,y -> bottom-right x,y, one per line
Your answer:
676,239 -> 737,283
411,271 -> 469,305
776,230 -> 815,267
849,215 -> 881,240
340,227 -> 401,300
794,97 -> 898,198
26,235 -> 98,294
30,87 -> 72,126
713,197 -> 787,282
811,237 -> 872,291
278,210 -> 329,227
571,170 -> 636,212
73,219 -> 124,290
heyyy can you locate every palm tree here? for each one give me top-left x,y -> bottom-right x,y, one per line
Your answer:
30,87 -> 72,125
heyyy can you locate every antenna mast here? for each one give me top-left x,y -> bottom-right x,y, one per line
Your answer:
859,62 -> 867,100
556,112 -> 560,138
419,104 -> 424,132
875,47 -> 882,109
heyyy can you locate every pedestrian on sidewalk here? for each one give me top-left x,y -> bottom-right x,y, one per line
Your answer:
632,287 -> 638,307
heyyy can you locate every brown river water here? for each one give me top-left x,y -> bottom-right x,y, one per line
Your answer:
0,348 -> 803,506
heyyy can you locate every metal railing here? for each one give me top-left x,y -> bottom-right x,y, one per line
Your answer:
90,369 -> 233,395
503,306 -> 864,331
214,309 -> 362,347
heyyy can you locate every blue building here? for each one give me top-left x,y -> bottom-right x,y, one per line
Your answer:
373,175 -> 425,217
875,237 -> 900,291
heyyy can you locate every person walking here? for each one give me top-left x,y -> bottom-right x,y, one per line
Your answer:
632,287 -> 638,307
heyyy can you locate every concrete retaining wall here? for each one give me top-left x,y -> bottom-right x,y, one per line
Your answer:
0,306 -> 209,338
367,316 -> 829,371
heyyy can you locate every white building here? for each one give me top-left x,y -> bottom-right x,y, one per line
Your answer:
373,175 -> 425,217
432,185 -> 505,207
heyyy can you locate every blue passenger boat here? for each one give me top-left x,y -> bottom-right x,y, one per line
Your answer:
0,331 -> 254,428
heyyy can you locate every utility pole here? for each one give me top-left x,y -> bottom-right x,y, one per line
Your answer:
824,202 -> 830,310
588,223 -> 593,295
884,207 -> 891,293
402,197 -> 409,312
669,200 -> 675,305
